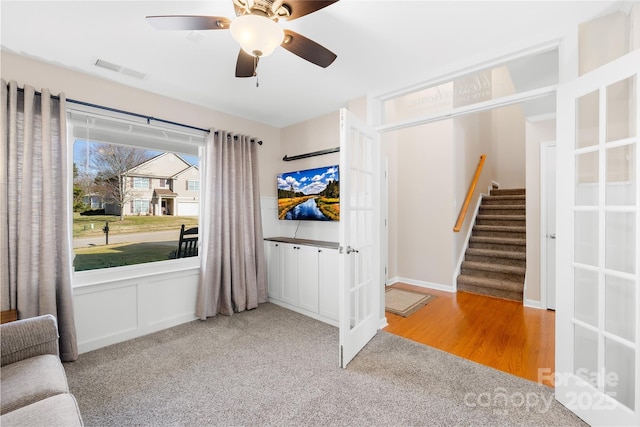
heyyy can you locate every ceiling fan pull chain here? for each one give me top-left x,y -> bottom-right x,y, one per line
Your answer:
254,55 -> 259,87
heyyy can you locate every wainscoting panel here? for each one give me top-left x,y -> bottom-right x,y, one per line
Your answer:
73,267 -> 199,354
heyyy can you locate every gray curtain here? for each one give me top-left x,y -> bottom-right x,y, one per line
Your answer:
196,130 -> 267,318
1,80 -> 78,362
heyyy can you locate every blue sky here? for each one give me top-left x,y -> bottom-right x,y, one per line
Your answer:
277,165 -> 339,196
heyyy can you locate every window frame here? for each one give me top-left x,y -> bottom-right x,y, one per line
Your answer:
67,106 -> 206,287
133,176 -> 150,189
187,180 -> 199,191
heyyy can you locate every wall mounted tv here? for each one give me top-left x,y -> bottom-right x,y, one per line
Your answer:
277,165 -> 339,221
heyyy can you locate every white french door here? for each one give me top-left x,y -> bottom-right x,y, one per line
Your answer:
338,108 -> 381,368
541,142 -> 557,310
556,50 -> 640,425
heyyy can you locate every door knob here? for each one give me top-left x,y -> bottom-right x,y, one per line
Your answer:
346,246 -> 359,254
548,233 -> 556,239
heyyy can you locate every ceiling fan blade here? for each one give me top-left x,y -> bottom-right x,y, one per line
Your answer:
282,0 -> 339,21
146,15 -> 231,31
281,30 -> 336,68
236,49 -> 257,78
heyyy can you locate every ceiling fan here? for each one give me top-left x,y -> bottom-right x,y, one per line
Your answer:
146,0 -> 339,79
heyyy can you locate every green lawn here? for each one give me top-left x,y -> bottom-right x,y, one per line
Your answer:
73,242 -> 178,271
73,214 -> 199,271
73,214 -> 198,238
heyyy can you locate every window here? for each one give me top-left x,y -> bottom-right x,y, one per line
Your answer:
133,177 -> 149,189
69,107 -> 205,273
187,180 -> 199,191
132,199 -> 150,214
380,48 -> 559,126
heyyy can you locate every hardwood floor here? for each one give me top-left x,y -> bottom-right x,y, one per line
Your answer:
383,283 -> 555,387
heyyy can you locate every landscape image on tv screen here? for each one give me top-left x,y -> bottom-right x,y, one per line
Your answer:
277,165 -> 339,221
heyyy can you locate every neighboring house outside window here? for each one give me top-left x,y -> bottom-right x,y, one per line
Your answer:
172,165 -> 200,216
103,153 -> 199,217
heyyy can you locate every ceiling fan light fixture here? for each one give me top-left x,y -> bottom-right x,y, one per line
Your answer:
230,14 -> 284,57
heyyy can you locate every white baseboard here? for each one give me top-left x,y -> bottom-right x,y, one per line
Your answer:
524,298 -> 545,309
387,276 -> 456,293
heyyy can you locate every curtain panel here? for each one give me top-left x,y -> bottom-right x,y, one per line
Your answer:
196,130 -> 267,318
1,80 -> 78,361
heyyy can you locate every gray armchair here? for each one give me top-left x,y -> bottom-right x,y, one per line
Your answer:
0,315 -> 83,426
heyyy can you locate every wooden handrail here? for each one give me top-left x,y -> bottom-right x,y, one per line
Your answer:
453,154 -> 486,232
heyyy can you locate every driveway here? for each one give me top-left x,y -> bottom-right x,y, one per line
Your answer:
74,229 -> 181,248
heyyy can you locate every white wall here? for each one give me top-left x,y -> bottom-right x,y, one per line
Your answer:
276,111 -> 341,242
390,120 -> 456,289
490,66 -> 527,189
452,111 -> 493,260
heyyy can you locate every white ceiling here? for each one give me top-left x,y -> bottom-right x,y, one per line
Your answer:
0,0 -> 621,128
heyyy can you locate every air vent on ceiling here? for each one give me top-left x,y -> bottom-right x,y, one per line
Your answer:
94,58 -> 148,80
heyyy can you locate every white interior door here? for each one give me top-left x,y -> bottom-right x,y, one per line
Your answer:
339,108 -> 381,368
542,142 -> 557,310
556,50 -> 640,426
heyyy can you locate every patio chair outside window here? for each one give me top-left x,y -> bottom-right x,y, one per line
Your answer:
177,224 -> 198,258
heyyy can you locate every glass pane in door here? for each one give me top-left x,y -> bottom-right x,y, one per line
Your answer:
605,274 -> 635,342
606,144 -> 635,205
574,324 -> 599,383
606,76 -> 637,142
605,338 -> 635,410
576,90 -> 600,148
574,267 -> 599,327
574,211 -> 599,265
605,212 -> 636,274
576,151 -> 599,205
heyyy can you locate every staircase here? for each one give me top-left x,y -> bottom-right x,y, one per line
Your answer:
457,188 -> 526,302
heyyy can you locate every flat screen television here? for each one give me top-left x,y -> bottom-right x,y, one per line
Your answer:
277,165 -> 339,221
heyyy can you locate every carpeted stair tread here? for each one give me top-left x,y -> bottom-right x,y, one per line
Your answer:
457,274 -> 524,293
473,225 -> 526,233
470,236 -> 525,246
482,196 -> 526,205
477,214 -> 526,220
479,206 -> 526,216
490,188 -> 526,196
480,204 -> 526,210
461,261 -> 525,276
458,285 -> 523,302
483,195 -> 525,200
465,248 -> 526,260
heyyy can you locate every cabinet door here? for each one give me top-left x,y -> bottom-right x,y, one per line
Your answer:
318,248 -> 339,321
264,241 -> 281,300
297,245 -> 319,313
280,243 -> 298,306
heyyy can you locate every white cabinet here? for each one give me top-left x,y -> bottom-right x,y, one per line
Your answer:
264,238 -> 338,326
264,240 -> 281,300
318,248 -> 339,321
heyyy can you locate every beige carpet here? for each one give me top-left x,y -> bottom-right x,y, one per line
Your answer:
65,303 -> 586,426
385,287 -> 435,317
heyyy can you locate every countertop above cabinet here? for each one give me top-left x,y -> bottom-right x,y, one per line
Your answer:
264,236 -> 339,250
